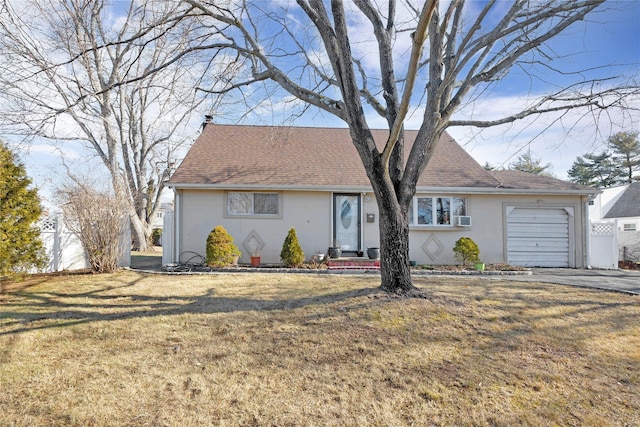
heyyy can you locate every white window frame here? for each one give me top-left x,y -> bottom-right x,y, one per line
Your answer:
226,192 -> 282,218
409,196 -> 466,227
622,223 -> 637,232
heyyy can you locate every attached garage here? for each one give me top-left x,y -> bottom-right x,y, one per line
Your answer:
506,206 -> 574,267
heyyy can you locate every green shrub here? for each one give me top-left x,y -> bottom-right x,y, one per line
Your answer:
280,227 -> 304,267
453,237 -> 480,265
151,228 -> 162,246
0,141 -> 46,281
205,225 -> 241,267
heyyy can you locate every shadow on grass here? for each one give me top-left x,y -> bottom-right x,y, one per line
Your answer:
2,272 -> 637,355
413,276 -> 639,353
1,271 -> 381,336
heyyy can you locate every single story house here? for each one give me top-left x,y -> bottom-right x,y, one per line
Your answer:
589,182 -> 640,262
166,123 -> 596,267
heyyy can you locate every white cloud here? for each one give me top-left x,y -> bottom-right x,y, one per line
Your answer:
447,92 -> 640,178
26,143 -> 83,160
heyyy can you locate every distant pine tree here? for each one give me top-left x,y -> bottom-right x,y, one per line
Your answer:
608,131 -> 640,183
509,152 -> 554,177
567,131 -> 639,188
568,151 -> 622,188
0,142 -> 46,282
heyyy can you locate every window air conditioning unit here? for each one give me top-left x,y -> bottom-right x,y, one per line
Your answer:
456,216 -> 472,227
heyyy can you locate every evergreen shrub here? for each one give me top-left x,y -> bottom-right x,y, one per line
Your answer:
206,226 -> 241,267
453,237 -> 480,265
151,228 -> 162,246
280,227 -> 304,267
0,141 -> 46,282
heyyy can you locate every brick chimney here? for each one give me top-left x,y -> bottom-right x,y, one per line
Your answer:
202,115 -> 213,131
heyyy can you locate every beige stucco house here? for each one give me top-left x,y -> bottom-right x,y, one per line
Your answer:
166,124 -> 596,267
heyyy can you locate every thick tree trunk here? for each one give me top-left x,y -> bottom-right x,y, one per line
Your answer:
373,177 -> 416,293
130,214 -> 150,252
378,206 -> 414,293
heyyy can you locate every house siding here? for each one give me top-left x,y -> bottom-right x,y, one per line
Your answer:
173,189 -> 588,267
177,189 -> 333,264
405,194 -> 585,266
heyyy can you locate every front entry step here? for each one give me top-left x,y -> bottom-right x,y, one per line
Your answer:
327,257 -> 380,270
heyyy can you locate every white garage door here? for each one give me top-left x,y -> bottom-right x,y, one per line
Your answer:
506,207 -> 572,267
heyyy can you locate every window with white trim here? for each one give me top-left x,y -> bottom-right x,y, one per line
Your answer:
227,192 -> 280,216
623,223 -> 637,232
410,196 -> 466,226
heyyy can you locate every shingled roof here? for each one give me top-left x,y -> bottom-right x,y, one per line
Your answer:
168,124 -> 593,194
603,182 -> 640,218
490,170 -> 596,194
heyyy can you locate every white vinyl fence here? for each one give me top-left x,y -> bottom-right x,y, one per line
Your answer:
619,227 -> 640,263
38,215 -> 91,272
589,220 -> 618,269
38,214 -> 131,272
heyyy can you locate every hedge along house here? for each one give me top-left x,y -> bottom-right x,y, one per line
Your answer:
166,123 -> 596,268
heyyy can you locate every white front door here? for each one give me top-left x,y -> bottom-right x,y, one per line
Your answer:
333,193 -> 361,254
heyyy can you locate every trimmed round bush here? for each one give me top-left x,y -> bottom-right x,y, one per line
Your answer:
280,227 -> 304,267
453,237 -> 480,265
206,225 -> 241,267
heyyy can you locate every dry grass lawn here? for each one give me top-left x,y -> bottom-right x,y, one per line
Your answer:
1,271 -> 638,426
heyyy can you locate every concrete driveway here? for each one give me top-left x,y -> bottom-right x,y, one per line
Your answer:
509,268 -> 640,295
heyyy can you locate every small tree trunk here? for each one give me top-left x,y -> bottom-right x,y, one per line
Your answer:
377,198 -> 415,293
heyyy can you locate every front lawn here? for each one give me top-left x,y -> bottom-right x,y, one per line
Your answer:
1,272 -> 638,426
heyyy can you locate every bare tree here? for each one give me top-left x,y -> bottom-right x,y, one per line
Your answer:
58,179 -> 128,273
173,0 -> 638,293
0,0 -> 233,250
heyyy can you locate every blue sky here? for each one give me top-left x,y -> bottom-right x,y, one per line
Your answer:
12,1 -> 640,206
450,0 -> 640,177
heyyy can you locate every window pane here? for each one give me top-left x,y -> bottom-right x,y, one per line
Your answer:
417,198 -> 432,225
254,193 -> 279,215
436,197 -> 451,225
228,192 -> 252,214
453,198 -> 466,216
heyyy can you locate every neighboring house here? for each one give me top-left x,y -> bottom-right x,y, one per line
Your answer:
166,124 -> 596,267
590,182 -> 640,262
150,201 -> 174,230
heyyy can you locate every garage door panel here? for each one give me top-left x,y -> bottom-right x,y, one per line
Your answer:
507,226 -> 569,237
509,252 -> 569,261
507,257 -> 569,268
508,242 -> 569,251
506,207 -> 570,268
507,217 -> 568,225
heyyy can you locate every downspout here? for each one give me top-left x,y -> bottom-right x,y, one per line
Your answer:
175,189 -> 181,264
583,195 -> 591,269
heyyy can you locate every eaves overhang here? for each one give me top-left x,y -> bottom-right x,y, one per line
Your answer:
415,186 -> 600,196
166,182 -> 374,193
168,182 -> 599,196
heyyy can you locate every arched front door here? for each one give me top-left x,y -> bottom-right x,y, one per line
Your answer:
333,193 -> 361,255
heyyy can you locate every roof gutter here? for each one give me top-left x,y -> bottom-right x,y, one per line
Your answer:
166,182 -> 375,192
167,182 -> 599,197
